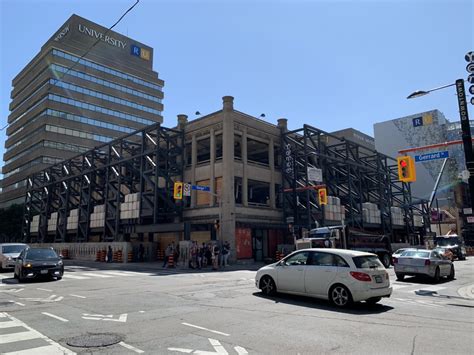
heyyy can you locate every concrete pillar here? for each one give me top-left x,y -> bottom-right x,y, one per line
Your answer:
269,137 -> 276,208
242,128 -> 248,207
210,128 -> 216,207
221,96 -> 236,258
190,134 -> 197,208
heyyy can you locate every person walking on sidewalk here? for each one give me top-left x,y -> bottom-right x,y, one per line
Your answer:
107,246 -> 113,263
163,244 -> 173,268
221,241 -> 230,268
212,244 -> 220,270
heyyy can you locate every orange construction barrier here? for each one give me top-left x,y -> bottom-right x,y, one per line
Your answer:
96,250 -> 101,262
167,255 -> 174,268
61,249 -> 69,259
128,251 -> 133,262
156,249 -> 164,261
100,249 -> 106,262
117,250 -> 123,263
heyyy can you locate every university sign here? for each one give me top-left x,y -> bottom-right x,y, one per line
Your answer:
78,24 -> 127,49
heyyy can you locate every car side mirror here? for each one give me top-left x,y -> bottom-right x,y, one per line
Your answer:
59,255 -> 64,259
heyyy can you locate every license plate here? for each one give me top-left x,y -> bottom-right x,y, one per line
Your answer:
40,269 -> 48,274
374,275 -> 382,283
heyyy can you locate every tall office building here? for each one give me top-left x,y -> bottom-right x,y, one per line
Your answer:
0,14 -> 164,208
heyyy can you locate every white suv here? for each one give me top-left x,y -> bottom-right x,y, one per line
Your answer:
0,243 -> 28,271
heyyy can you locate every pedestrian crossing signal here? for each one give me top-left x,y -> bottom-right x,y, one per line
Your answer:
173,182 -> 183,200
318,188 -> 327,205
397,156 -> 416,182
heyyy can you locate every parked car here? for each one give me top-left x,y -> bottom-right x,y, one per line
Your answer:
14,247 -> 64,282
393,249 -> 454,283
391,248 -> 416,265
255,248 -> 392,308
0,243 -> 28,271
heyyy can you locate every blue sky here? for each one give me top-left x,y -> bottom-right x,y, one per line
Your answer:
0,0 -> 472,174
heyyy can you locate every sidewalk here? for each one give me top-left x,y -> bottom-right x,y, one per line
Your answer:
64,258 -> 266,274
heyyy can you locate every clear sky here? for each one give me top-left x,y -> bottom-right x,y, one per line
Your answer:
0,0 -> 472,175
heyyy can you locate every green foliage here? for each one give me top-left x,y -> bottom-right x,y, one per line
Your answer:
0,204 -> 24,242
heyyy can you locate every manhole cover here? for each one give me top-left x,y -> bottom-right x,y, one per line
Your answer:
66,333 -> 122,348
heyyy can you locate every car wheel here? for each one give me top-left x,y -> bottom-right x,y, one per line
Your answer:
329,284 -> 353,308
260,276 -> 276,296
381,254 -> 391,268
433,267 -> 440,283
365,297 -> 382,305
396,273 -> 405,281
13,270 -> 18,279
448,265 -> 455,280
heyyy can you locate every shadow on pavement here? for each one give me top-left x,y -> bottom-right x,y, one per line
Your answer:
253,292 -> 394,315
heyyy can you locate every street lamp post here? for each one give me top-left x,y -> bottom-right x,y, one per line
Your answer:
407,79 -> 474,210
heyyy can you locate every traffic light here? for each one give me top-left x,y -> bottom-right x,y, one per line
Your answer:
318,188 -> 328,205
397,156 -> 416,182
173,182 -> 183,200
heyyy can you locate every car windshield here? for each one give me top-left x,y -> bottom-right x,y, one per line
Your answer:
401,250 -> 430,258
26,249 -> 58,260
352,255 -> 383,268
435,237 -> 459,246
394,249 -> 407,254
2,245 -> 26,254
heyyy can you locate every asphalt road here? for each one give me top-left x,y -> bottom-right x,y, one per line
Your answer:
1,258 -> 473,355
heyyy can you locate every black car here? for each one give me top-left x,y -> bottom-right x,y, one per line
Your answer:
14,247 -> 64,282
434,236 -> 467,260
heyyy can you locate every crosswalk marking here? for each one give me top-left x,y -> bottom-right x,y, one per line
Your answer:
0,330 -> 41,344
2,344 -> 72,355
101,271 -> 134,277
413,285 -> 446,292
0,313 -> 75,354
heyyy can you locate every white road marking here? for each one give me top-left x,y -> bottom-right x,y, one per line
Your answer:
234,346 -> 249,354
391,284 -> 410,290
101,271 -> 133,277
182,322 -> 230,336
42,312 -> 69,322
62,274 -> 90,280
139,310 -> 145,313
167,348 -> 193,353
0,320 -> 22,328
20,295 -> 63,302
81,313 -> 127,322
69,294 -> 86,298
8,300 -> 25,306
118,341 -> 144,353
2,344 -> 73,355
0,330 -> 42,344
0,312 -> 75,354
37,288 -> 52,292
0,288 -> 24,293
79,272 -> 113,278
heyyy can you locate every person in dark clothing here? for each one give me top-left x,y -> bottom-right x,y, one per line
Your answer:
107,246 -> 113,263
138,244 -> 145,262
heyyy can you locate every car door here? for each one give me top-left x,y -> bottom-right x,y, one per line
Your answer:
277,251 -> 309,293
304,252 -> 340,297
432,251 -> 451,276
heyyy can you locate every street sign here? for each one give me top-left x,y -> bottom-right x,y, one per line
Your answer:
414,151 -> 449,162
465,51 -> 474,62
467,216 -> 474,224
192,185 -> 210,192
307,167 -> 322,182
183,183 -> 191,197
464,208 -> 473,215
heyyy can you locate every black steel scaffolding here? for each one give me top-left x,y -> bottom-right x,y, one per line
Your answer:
281,124 -> 430,242
22,123 -> 184,243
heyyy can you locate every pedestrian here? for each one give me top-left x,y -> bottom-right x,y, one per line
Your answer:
174,242 -> 180,267
212,244 -> 220,270
197,243 -> 203,269
138,243 -> 145,262
107,246 -> 113,263
205,243 -> 212,267
189,242 -> 197,269
221,241 -> 230,268
163,244 -> 172,268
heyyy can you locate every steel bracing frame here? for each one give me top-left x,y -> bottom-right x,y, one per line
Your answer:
282,124 -> 430,242
22,123 -> 184,243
